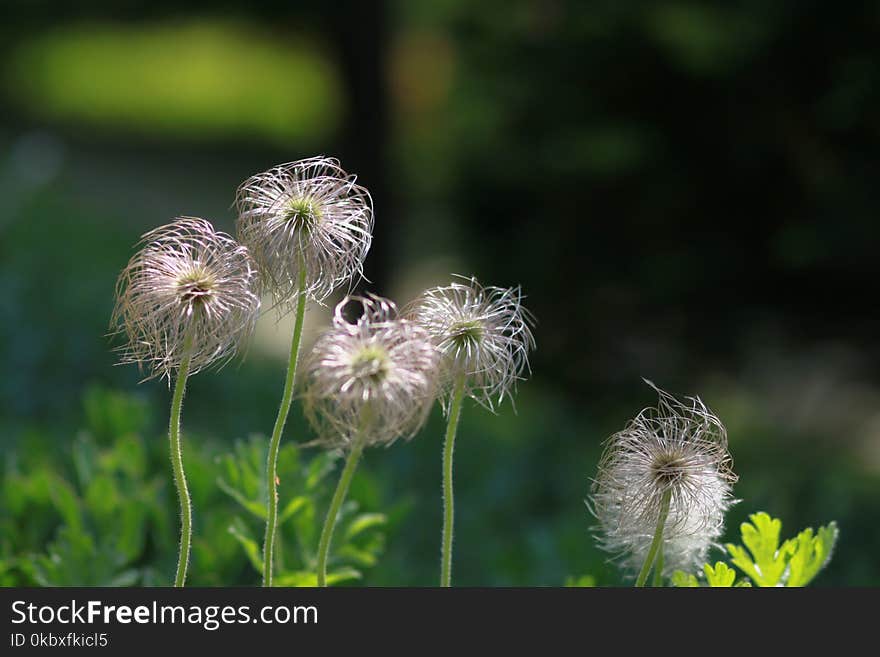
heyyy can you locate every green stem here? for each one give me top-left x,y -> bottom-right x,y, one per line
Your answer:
316,436 -> 366,587
262,265 -> 308,587
440,376 -> 466,587
652,543 -> 664,587
169,332 -> 194,587
635,488 -> 672,588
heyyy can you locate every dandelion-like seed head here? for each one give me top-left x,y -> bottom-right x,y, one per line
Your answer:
111,217 -> 261,381
234,156 -> 373,309
588,380 -> 738,578
302,294 -> 440,450
404,276 -> 536,411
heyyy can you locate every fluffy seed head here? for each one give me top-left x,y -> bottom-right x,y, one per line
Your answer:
234,156 -> 373,309
111,217 -> 261,380
302,294 -> 440,450
404,276 -> 535,411
588,380 -> 738,578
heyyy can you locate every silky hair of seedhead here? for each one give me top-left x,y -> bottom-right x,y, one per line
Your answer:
302,294 -> 440,451
234,156 -> 373,310
111,217 -> 261,381
588,380 -> 738,578
403,275 -> 535,412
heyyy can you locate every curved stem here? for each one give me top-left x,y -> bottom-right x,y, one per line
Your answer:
169,332 -> 194,587
440,376 -> 466,587
635,488 -> 672,588
316,436 -> 366,587
262,264 -> 308,587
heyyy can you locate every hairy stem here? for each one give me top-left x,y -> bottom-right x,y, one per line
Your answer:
440,376 -> 466,587
169,331 -> 194,587
316,436 -> 366,587
262,264 -> 308,587
635,488 -> 672,588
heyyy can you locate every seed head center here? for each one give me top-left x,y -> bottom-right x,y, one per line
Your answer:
177,267 -> 215,305
284,195 -> 322,230
449,319 -> 484,346
651,452 -> 689,486
350,345 -> 390,383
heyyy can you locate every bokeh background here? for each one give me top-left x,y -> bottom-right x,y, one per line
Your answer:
2,1 -> 879,586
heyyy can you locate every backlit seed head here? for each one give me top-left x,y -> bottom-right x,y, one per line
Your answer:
302,294 -> 440,450
404,276 -> 536,412
588,380 -> 738,578
111,217 -> 261,381
234,156 -> 373,310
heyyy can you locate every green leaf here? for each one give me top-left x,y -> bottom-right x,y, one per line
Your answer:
785,521 -> 839,587
343,513 -> 387,541
273,567 -> 361,587
336,545 -> 379,568
726,512 -> 839,587
217,476 -> 266,519
726,512 -> 789,586
227,518 -> 263,574
48,475 -> 83,534
704,561 -> 737,587
671,571 -> 700,587
31,526 -> 138,586
278,496 -> 309,524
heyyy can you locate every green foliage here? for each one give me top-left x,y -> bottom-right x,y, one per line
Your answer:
727,512 -> 838,587
703,562 -> 741,587
217,435 -> 387,586
0,387 -> 389,586
726,512 -> 789,586
672,512 -> 837,587
564,574 -> 596,587
671,562 -> 751,588
671,571 -> 699,587
786,524 -> 839,587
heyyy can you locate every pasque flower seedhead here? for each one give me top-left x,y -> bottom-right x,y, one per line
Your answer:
589,381 -> 738,577
234,156 -> 373,310
112,217 -> 261,380
302,294 -> 440,450
404,276 -> 535,411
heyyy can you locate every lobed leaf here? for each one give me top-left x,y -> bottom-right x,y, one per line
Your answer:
704,561 -> 737,587
785,522 -> 839,587
671,571 -> 700,587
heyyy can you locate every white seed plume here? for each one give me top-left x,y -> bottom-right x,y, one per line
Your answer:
302,294 -> 440,450
234,156 -> 373,309
589,381 -> 738,578
404,276 -> 535,411
112,217 -> 261,381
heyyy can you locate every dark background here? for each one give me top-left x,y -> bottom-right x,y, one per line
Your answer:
2,0 -> 878,585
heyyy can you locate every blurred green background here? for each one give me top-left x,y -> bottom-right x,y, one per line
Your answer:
1,0 -> 878,586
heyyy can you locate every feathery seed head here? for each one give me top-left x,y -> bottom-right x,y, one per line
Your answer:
302,294 -> 440,450
589,380 -> 738,578
111,217 -> 261,381
404,276 -> 535,411
234,156 -> 373,309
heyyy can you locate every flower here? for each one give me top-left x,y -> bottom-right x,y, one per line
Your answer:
404,276 -> 535,411
302,294 -> 440,450
588,380 -> 738,577
234,156 -> 373,309
112,217 -> 261,380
